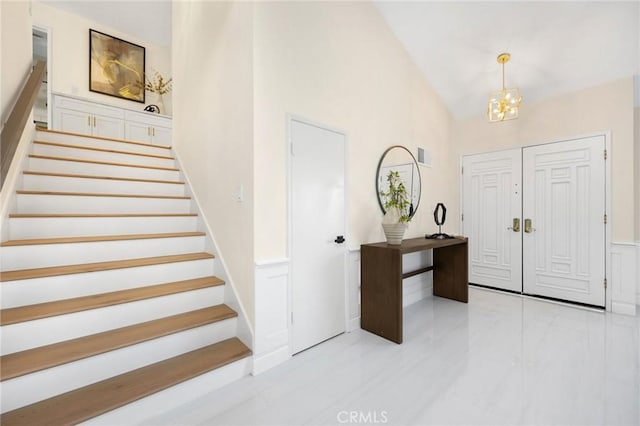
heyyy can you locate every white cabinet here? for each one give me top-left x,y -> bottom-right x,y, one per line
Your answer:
53,95 -> 125,140
124,110 -> 172,145
52,94 -> 172,144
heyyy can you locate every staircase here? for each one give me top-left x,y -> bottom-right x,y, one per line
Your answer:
0,129 -> 252,425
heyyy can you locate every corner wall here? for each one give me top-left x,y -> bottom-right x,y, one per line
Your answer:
172,2 -> 255,323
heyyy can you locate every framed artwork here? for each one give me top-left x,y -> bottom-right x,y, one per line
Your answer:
89,29 -> 145,103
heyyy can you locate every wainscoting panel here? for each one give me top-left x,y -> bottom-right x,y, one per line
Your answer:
610,243 -> 637,316
253,260 -> 290,374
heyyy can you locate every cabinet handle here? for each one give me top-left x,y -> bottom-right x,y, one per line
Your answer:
93,116 -> 96,127
148,127 -> 151,136
152,127 -> 155,137
88,115 -> 91,126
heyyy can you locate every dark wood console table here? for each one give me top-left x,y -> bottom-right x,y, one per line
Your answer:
360,237 -> 468,343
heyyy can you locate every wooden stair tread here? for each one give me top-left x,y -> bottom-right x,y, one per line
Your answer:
0,305 -> 236,381
0,338 -> 250,425
23,171 -> 184,185
0,276 -> 224,326
34,141 -> 175,160
37,128 -> 171,150
1,231 -> 205,247
0,252 -> 214,282
16,190 -> 190,200
29,154 -> 179,171
9,213 -> 198,218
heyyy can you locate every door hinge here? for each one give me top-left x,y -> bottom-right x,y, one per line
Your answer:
604,149 -> 607,160
604,214 -> 607,224
461,166 -> 464,175
290,141 -> 294,156
604,278 -> 607,289
461,213 -> 464,221
291,312 -> 293,324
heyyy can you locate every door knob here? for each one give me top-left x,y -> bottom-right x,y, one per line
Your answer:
334,235 -> 345,244
524,218 -> 535,233
507,218 -> 520,232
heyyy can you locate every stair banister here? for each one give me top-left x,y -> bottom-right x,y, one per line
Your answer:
0,60 -> 47,189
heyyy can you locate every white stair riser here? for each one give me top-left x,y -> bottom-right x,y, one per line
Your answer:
86,358 -> 252,426
28,157 -> 180,181
8,216 -> 199,239
32,144 -> 176,169
1,286 -> 226,355
23,174 -> 186,196
16,194 -> 192,214
35,132 -> 170,157
1,319 -> 236,413
1,258 -> 215,308
1,236 -> 206,270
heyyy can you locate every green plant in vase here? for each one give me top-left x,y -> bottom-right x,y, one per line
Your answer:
379,170 -> 411,244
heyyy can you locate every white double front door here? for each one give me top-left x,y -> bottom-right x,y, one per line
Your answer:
462,136 -> 606,307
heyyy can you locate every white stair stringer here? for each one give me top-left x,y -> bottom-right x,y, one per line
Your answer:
1,317 -> 237,413
0,129 -> 253,420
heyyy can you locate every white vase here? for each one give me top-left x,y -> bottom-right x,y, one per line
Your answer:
154,93 -> 164,114
382,222 -> 407,245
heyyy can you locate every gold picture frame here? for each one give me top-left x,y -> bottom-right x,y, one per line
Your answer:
89,29 -> 145,103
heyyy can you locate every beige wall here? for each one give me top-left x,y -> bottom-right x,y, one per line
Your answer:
172,2 -> 255,322
454,78 -> 635,243
32,3 -> 172,115
1,1 -> 32,127
253,1 -> 455,260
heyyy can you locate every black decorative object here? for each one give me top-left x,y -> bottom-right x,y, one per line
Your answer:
426,203 -> 454,239
144,104 -> 160,114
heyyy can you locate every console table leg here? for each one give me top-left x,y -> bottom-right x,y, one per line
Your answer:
433,242 -> 468,302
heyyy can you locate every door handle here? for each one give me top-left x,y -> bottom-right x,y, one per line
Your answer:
334,235 -> 345,244
507,218 -> 520,232
524,218 -> 535,233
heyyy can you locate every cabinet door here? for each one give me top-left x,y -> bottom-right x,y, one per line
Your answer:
152,126 -> 172,145
94,115 -> 125,139
54,108 -> 92,135
125,121 -> 153,143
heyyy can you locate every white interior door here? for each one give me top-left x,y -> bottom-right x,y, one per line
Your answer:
462,149 -> 522,293
290,119 -> 346,354
522,136 -> 606,307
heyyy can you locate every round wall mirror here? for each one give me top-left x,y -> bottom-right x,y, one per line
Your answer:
376,145 -> 421,218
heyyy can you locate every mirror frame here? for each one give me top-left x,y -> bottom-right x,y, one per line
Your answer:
376,145 -> 422,219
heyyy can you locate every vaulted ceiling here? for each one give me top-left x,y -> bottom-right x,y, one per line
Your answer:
41,1 -> 639,119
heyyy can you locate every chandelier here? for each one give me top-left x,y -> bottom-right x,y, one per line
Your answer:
487,53 -> 522,122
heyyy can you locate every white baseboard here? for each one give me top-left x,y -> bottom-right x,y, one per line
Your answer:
612,301 -> 637,316
252,345 -> 290,375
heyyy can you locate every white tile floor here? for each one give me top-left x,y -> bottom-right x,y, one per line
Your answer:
146,288 -> 640,426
